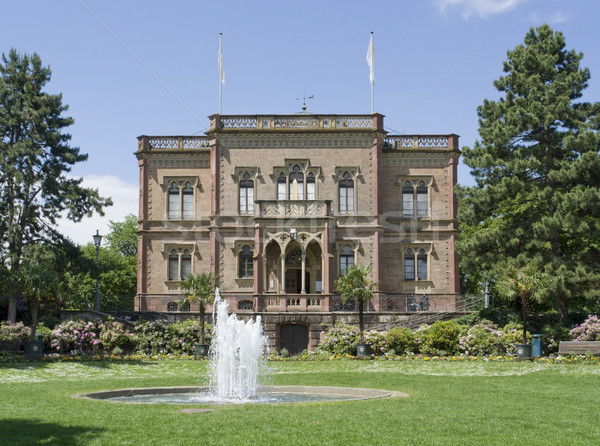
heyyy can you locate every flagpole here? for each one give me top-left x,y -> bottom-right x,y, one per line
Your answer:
366,32 -> 375,114
218,33 -> 224,114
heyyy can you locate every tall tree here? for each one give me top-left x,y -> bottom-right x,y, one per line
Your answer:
458,25 -> 600,319
0,49 -> 112,322
105,214 -> 138,257
180,272 -> 220,345
335,264 -> 376,342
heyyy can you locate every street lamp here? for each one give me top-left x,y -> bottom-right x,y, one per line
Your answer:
93,230 -> 103,311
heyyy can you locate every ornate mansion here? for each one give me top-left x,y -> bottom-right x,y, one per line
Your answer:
135,113 -> 460,353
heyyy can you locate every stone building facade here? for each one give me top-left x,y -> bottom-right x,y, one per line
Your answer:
135,113 -> 460,353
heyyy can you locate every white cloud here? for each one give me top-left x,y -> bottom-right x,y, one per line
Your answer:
56,175 -> 138,246
529,10 -> 569,24
437,0 -> 526,20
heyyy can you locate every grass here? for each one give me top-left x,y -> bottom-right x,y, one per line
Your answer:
1,358 -> 599,445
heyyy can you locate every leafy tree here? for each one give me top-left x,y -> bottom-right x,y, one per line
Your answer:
335,264 -> 376,342
180,272 -> 220,345
105,214 -> 138,257
0,49 -> 112,322
495,265 -> 549,344
62,214 -> 138,311
457,25 -> 600,319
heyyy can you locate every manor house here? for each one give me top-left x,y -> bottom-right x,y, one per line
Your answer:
135,113 -> 460,353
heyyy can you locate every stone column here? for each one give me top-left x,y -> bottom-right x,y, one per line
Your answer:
301,252 -> 306,294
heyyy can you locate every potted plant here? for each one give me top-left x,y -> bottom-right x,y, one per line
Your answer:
495,265 -> 548,359
335,264 -> 376,357
180,272 -> 220,358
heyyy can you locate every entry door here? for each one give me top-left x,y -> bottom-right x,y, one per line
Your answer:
279,324 -> 308,355
285,269 -> 298,293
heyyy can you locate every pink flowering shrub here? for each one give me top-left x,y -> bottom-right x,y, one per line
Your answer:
570,315 -> 600,341
317,323 -> 360,356
50,320 -> 101,354
0,321 -> 31,342
459,320 -> 504,355
362,330 -> 388,356
98,319 -> 136,353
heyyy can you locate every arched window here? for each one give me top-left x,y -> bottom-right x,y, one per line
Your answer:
168,249 -> 179,281
340,244 -> 355,276
289,165 -> 304,200
277,173 -> 286,200
402,181 -> 414,217
167,301 -> 178,312
168,180 -> 195,220
168,182 -> 180,220
339,172 -> 354,214
182,182 -> 194,219
239,173 -> 254,215
306,172 -> 316,200
404,248 -> 415,281
239,245 -> 254,278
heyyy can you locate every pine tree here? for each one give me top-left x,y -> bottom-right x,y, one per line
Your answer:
0,49 -> 112,322
458,25 -> 600,319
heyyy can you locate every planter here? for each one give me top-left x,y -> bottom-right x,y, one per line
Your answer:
0,340 -> 23,353
356,343 -> 371,357
194,344 -> 209,359
514,343 -> 532,360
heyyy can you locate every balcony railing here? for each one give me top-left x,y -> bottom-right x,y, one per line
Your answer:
383,135 -> 459,151
209,114 -> 382,131
256,200 -> 330,218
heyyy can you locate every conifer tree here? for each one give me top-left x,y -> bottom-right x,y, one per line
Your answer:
458,25 -> 600,319
0,49 -> 112,322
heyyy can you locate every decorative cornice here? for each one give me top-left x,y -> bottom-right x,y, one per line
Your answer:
219,134 -> 372,149
148,154 -> 210,168
383,152 -> 452,167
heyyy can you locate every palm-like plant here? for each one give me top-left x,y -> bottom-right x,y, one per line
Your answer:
180,272 -> 220,344
335,264 -> 376,342
495,265 -> 549,344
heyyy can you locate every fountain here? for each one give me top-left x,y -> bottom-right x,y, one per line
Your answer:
83,289 -> 403,405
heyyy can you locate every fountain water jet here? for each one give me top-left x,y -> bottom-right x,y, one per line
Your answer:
209,288 -> 267,401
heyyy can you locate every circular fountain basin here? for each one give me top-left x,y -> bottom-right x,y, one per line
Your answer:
82,385 -> 407,405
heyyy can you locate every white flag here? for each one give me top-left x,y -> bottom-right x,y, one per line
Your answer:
218,33 -> 225,84
366,33 -> 374,86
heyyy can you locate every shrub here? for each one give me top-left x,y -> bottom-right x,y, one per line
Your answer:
459,320 -> 504,355
417,321 -> 463,356
50,320 -> 101,354
570,315 -> 600,341
134,319 -> 212,355
362,330 -> 388,356
98,319 -> 136,353
317,323 -> 360,356
0,322 -> 31,342
279,347 -> 289,358
385,327 -> 418,355
500,322 -> 531,345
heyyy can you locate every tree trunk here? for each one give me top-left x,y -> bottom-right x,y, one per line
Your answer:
358,299 -> 364,342
200,306 -> 206,344
521,295 -> 528,344
30,297 -> 39,340
7,296 -> 17,323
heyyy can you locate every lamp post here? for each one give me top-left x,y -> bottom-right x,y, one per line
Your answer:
93,230 -> 103,311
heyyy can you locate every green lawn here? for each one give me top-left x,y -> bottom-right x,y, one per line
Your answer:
0,358 -> 598,445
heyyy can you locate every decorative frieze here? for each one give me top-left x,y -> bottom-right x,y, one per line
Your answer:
219,134 -> 372,149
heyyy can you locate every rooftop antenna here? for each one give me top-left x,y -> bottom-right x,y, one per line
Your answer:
296,87 -> 314,113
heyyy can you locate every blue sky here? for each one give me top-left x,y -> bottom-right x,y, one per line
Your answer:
2,0 -> 599,244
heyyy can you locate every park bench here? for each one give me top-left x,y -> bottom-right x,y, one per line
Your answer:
0,340 -> 23,354
558,341 -> 600,355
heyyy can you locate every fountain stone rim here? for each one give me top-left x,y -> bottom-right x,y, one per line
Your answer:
79,385 -> 408,404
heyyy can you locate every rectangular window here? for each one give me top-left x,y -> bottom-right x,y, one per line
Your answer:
169,193 -> 180,220
403,191 -> 414,217
417,254 -> 428,280
404,255 -> 415,281
182,193 -> 194,219
307,182 -> 315,200
168,257 -> 178,281
278,182 -> 286,200
181,257 -> 191,279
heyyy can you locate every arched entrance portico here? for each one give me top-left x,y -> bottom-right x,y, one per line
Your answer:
263,232 -> 323,294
